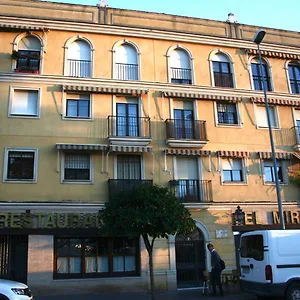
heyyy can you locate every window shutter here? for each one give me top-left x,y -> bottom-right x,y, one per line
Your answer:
177,157 -> 197,179
256,105 -> 276,127
12,90 -> 38,115
222,158 -> 242,170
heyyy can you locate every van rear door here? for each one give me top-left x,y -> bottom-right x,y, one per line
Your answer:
240,231 -> 269,284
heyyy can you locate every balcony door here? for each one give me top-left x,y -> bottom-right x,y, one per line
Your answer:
174,109 -> 193,139
117,155 -> 141,180
116,103 -> 139,137
176,157 -> 200,202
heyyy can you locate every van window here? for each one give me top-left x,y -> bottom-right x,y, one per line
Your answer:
240,234 -> 264,261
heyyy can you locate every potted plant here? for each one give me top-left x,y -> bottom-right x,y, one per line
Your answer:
11,50 -> 19,59
170,179 -> 180,186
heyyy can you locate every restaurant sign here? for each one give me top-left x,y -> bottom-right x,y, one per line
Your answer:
0,212 -> 102,229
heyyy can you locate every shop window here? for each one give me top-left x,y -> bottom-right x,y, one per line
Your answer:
9,87 -> 40,118
3,148 -> 38,183
54,237 -> 139,278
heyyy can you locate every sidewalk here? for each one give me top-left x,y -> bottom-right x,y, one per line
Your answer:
35,289 -> 257,300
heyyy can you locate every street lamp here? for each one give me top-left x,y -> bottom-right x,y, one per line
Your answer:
253,30 -> 285,230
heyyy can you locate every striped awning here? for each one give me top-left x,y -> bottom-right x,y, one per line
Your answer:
163,91 -> 241,102
293,152 -> 300,160
165,149 -> 211,156
258,152 -> 292,159
217,150 -> 250,158
63,85 -> 148,95
251,97 -> 300,107
109,145 -> 152,153
56,143 -> 107,151
245,48 -> 300,60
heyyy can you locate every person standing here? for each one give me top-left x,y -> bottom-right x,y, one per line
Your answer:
207,243 -> 224,296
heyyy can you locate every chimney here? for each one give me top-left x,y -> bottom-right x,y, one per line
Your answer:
226,13 -> 237,23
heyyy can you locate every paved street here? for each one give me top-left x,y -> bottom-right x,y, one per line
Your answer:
34,289 -> 258,300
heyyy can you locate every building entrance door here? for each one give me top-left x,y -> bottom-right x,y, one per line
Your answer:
0,235 -> 28,283
175,229 -> 205,288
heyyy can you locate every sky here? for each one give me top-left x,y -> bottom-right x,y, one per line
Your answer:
46,0 -> 300,32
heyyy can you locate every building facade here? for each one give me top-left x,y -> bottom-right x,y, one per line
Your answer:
0,0 -> 300,295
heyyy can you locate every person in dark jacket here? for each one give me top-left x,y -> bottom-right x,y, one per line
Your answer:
207,243 -> 224,296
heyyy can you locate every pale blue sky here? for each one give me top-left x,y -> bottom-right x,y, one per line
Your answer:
47,0 -> 299,32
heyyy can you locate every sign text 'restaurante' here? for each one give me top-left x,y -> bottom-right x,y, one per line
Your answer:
0,213 -> 102,229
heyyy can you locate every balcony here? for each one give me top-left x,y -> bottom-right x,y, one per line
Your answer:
108,179 -> 153,200
170,67 -> 192,84
14,50 -> 40,73
169,179 -> 213,203
108,116 -> 152,146
292,126 -> 300,151
67,59 -> 91,77
165,119 -> 208,148
116,63 -> 138,80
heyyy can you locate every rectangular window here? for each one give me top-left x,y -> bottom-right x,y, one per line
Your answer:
10,88 -> 40,117
54,237 -> 139,279
217,102 -> 238,125
222,158 -> 244,183
263,160 -> 283,183
3,148 -> 38,182
63,153 -> 91,182
256,105 -> 278,128
65,94 -> 90,119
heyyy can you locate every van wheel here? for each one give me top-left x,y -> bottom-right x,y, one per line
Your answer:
286,284 -> 300,300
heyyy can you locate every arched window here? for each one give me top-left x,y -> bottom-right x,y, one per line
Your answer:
288,61 -> 300,94
67,40 -> 91,77
115,44 -> 138,80
15,35 -> 41,73
212,53 -> 233,88
251,57 -> 271,91
170,49 -> 192,84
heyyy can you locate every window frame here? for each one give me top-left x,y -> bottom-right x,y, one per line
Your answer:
61,152 -> 93,184
53,236 -> 140,279
255,104 -> 280,129
63,93 -> 92,120
215,101 -> 240,127
220,157 -> 247,185
3,147 -> 38,183
262,159 -> 287,185
8,86 -> 41,118
288,62 -> 300,94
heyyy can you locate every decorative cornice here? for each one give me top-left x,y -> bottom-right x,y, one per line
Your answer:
0,16 -> 300,54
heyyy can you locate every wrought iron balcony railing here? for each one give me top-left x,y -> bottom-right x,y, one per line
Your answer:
170,67 -> 192,84
15,50 -> 40,73
116,63 -> 138,80
108,179 -> 153,200
165,119 -> 207,140
292,126 -> 300,146
108,116 -> 151,138
67,59 -> 91,77
169,179 -> 213,203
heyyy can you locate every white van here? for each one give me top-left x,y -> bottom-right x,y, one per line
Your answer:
239,229 -> 300,300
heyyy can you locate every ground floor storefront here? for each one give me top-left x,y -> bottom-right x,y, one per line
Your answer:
0,202 -> 299,296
